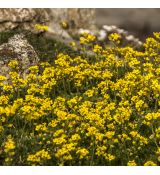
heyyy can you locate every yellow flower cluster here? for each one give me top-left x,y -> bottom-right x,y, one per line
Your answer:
27,149 -> 51,165
0,32 -> 160,166
144,161 -> 157,166
8,60 -> 19,69
4,136 -> 15,153
3,135 -> 15,165
80,32 -> 96,45
108,33 -> 121,44
34,24 -> 49,32
127,160 -> 137,166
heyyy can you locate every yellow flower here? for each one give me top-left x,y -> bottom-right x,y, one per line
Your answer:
70,134 -> 81,142
28,65 -> 39,73
60,21 -> 69,29
80,32 -> 96,45
84,89 -> 94,97
0,75 -> 6,81
27,149 -> 51,163
4,136 -> 15,153
53,135 -> 67,145
144,161 -> 157,166
3,85 -> 13,92
69,41 -> 76,47
35,123 -> 48,132
127,160 -> 137,166
93,44 -> 102,53
96,146 -> 107,156
153,32 -> 160,40
76,148 -> 89,159
105,131 -> 115,139
105,154 -> 115,161
34,24 -> 49,31
8,60 -> 19,69
0,95 -> 9,105
108,33 -> 121,44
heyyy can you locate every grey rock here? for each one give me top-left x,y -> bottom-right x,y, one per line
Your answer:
0,8 -> 96,39
0,9 -> 49,33
0,33 -> 39,76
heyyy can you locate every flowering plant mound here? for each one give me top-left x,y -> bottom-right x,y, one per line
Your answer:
0,32 -> 159,166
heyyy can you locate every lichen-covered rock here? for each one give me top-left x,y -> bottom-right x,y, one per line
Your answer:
0,33 -> 39,76
0,8 -> 96,39
0,9 -> 49,33
48,9 -> 96,35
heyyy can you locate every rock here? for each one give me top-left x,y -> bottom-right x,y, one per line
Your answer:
0,8 -> 96,39
45,9 -> 97,42
0,9 -> 50,33
0,33 -> 39,76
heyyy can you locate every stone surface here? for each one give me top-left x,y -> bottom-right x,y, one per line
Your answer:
45,9 -> 96,41
0,9 -> 49,33
0,8 -> 96,39
0,33 -> 39,76
1,8 -> 159,40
